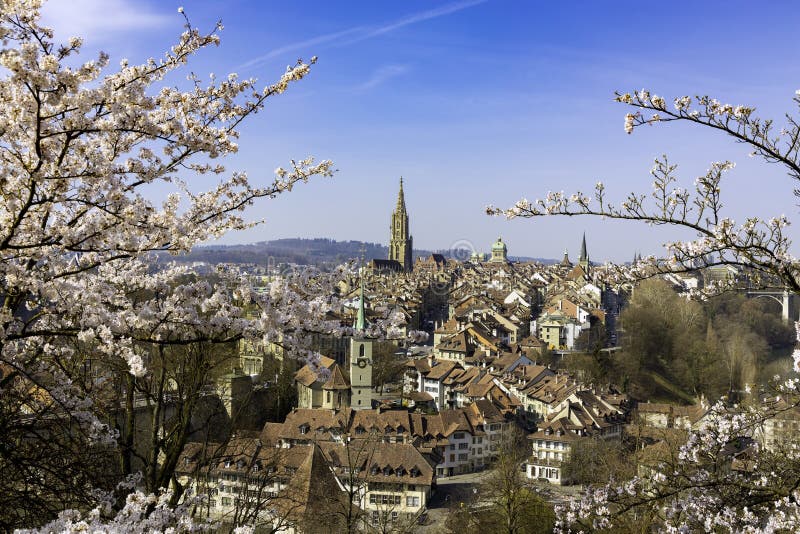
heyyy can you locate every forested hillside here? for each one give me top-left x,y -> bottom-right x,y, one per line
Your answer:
162,238 -> 547,266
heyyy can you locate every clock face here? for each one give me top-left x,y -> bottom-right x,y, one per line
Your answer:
357,359 -> 367,369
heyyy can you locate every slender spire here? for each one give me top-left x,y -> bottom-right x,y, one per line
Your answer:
580,233 -> 588,263
396,176 -> 405,210
355,271 -> 366,331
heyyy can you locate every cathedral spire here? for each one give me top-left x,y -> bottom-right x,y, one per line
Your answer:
396,176 -> 405,210
389,177 -> 413,272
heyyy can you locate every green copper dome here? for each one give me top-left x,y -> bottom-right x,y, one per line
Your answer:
492,237 -> 507,251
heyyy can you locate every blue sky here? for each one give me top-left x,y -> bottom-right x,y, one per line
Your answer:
41,0 -> 800,262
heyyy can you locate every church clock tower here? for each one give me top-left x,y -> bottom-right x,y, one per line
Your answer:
389,177 -> 413,272
350,274 -> 373,410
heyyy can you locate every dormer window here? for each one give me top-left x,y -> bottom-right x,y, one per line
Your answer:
383,467 -> 391,476
224,459 -> 231,468
300,425 -> 309,435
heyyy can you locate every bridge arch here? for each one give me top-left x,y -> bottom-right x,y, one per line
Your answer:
745,289 -> 792,323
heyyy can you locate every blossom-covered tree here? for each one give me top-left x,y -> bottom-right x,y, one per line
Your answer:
490,89 -> 800,531
0,0 -> 349,530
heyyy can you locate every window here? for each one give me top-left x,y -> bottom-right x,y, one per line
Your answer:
458,453 -> 468,461
391,511 -> 399,521
359,344 -> 365,357
458,443 -> 468,450
449,444 -> 455,450
454,432 -> 464,439
371,493 -> 401,506
449,454 -> 455,462
221,497 -> 231,506
406,496 -> 420,507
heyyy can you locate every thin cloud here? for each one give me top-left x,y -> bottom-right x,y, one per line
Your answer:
239,0 -> 486,72
360,0 -> 486,39
356,64 -> 410,92
41,0 -> 172,42
237,26 -> 367,70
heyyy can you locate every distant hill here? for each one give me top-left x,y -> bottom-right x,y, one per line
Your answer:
161,238 -> 554,266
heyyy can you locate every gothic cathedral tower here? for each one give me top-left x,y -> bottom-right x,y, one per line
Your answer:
350,274 -> 373,410
389,177 -> 413,272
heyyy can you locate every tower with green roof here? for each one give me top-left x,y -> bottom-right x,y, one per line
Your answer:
350,272 -> 373,410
